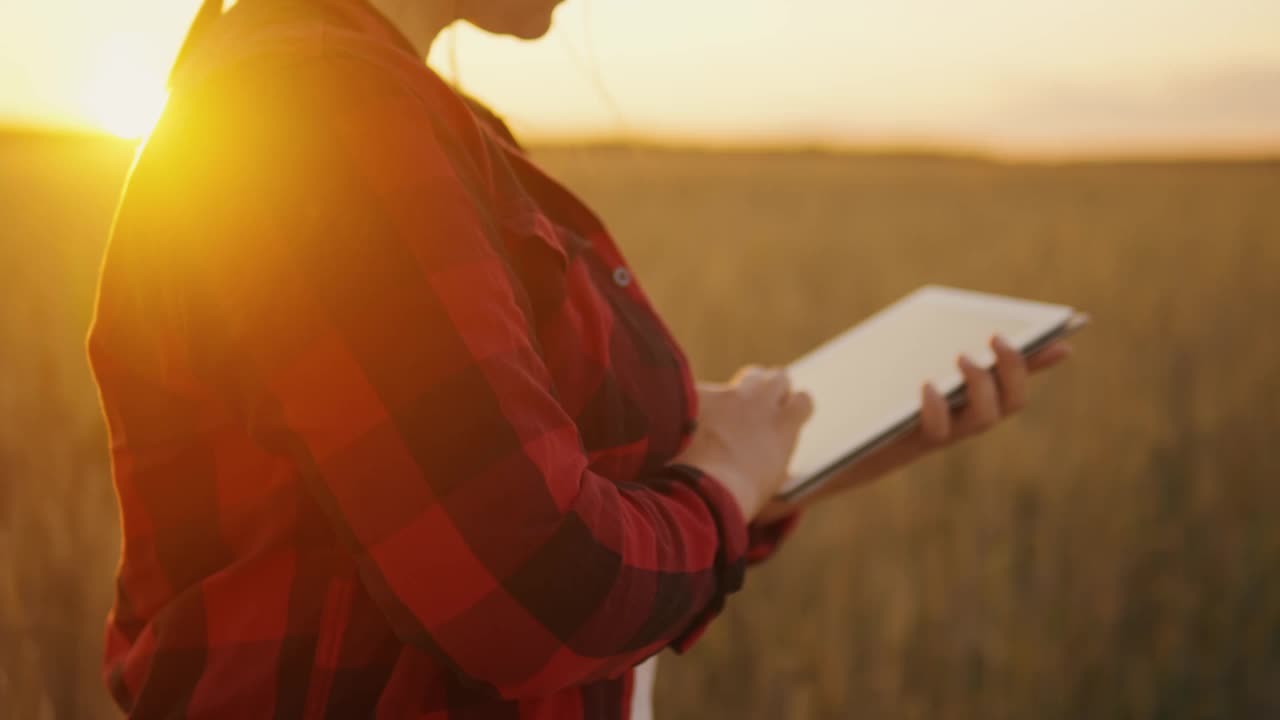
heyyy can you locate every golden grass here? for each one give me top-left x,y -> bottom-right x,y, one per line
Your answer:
2,131 -> 1278,718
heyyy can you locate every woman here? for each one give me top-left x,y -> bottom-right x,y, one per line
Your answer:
87,0 -> 1072,717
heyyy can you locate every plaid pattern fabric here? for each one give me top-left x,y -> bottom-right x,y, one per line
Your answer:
86,0 -> 801,717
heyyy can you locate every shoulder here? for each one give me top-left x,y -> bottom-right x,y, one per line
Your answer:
139,40 -> 483,217
121,4 -> 518,257
158,3 -> 480,168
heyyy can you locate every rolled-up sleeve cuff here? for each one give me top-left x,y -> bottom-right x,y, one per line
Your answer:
746,507 -> 804,565
660,462 -> 749,654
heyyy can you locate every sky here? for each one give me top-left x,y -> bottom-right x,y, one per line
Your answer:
2,0 -> 1279,155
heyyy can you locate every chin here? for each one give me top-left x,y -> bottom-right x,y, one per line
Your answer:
478,1 -> 561,41
509,13 -> 555,40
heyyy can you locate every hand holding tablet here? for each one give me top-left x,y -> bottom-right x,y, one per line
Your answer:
778,285 -> 1089,501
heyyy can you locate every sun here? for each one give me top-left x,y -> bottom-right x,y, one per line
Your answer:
83,33 -> 170,140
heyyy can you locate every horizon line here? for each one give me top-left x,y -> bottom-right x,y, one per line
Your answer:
4,119 -> 1278,166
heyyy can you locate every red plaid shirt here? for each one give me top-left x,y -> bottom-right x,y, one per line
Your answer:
87,0 -> 800,716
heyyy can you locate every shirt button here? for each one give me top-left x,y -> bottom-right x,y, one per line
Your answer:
612,266 -> 632,287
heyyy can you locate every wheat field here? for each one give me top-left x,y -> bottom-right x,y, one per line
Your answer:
2,130 -> 1278,718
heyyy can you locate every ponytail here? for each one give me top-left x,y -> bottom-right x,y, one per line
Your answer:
166,0 -> 226,88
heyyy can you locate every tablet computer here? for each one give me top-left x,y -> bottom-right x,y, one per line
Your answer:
779,285 -> 1089,501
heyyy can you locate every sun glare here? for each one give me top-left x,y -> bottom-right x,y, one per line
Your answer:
83,33 -> 169,140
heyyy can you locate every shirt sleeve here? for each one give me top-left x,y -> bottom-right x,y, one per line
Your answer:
658,505 -> 803,654
140,53 -> 750,697
746,510 -> 805,565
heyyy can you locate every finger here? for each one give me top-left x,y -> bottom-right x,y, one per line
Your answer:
733,365 -> 789,404
780,389 -> 814,429
956,353 -> 1000,433
735,364 -> 789,393
919,381 -> 950,444
1027,341 -> 1073,372
730,363 -> 766,385
991,334 -> 1028,413
751,367 -> 792,405
773,369 -> 793,402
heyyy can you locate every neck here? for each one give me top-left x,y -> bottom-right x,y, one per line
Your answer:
366,0 -> 458,58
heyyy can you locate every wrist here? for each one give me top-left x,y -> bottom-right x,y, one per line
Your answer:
668,460 -> 757,519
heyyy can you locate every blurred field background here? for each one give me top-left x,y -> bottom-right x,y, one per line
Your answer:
2,128 -> 1279,718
